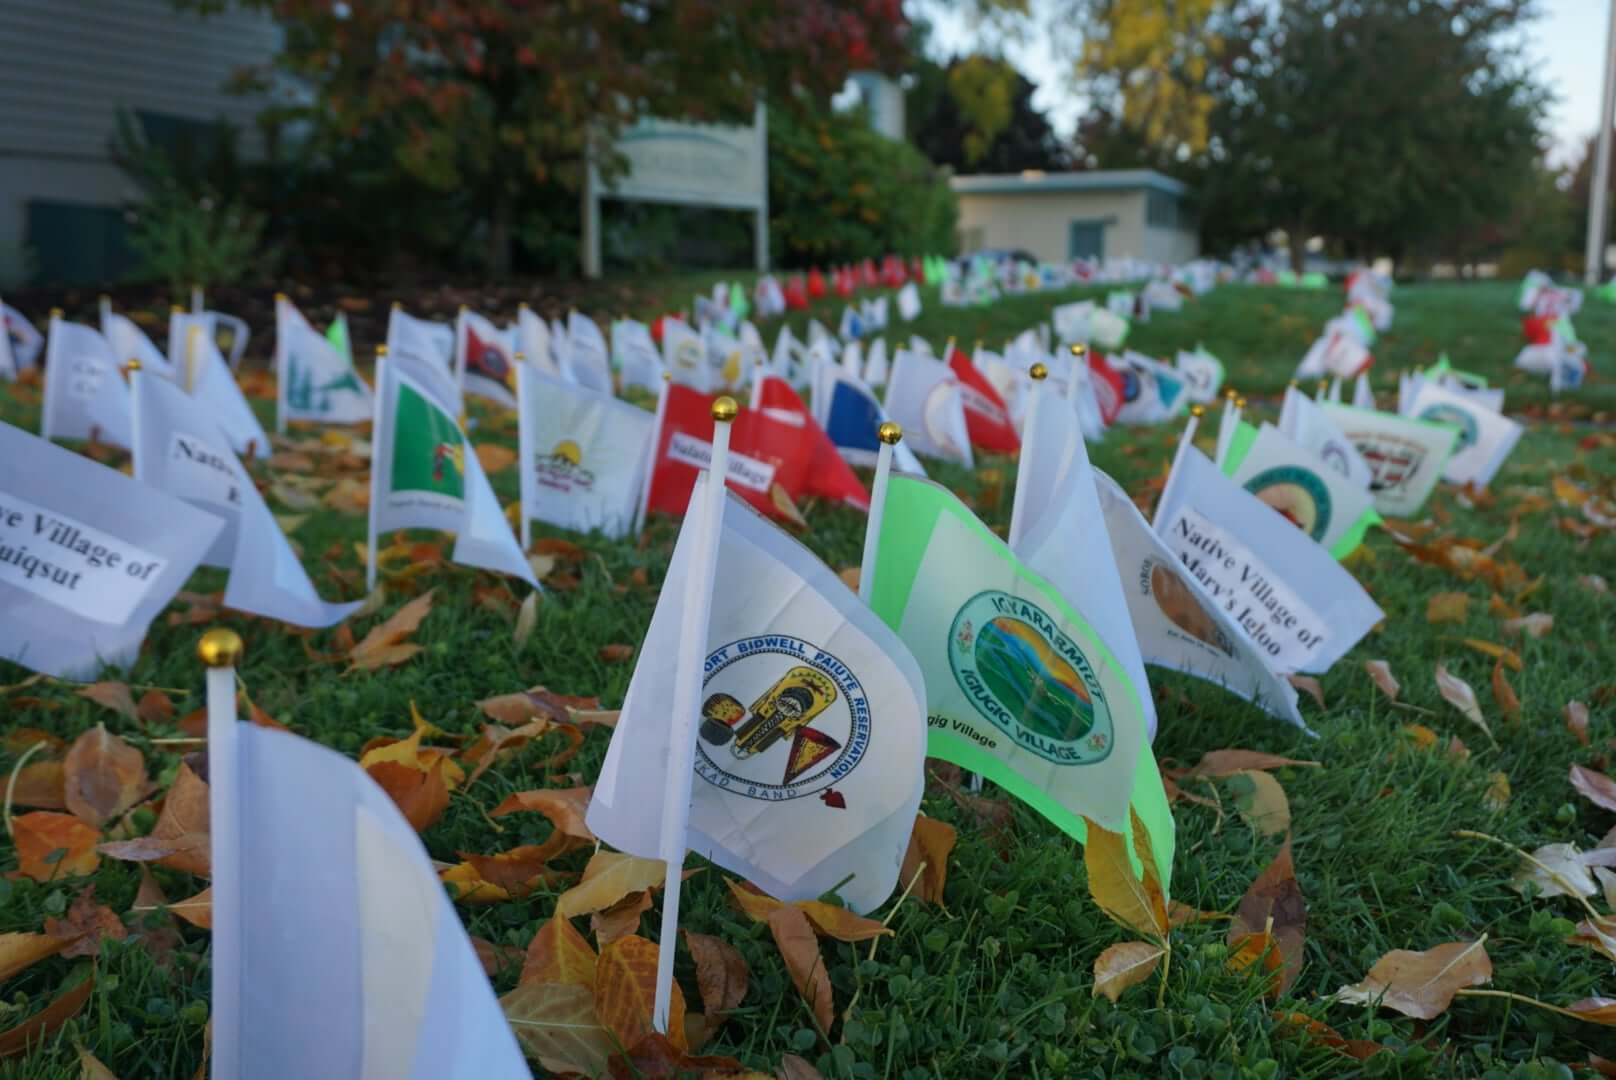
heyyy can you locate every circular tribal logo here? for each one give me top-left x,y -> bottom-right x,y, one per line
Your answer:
1418,403 -> 1478,451
1244,465 -> 1332,542
947,591 -> 1113,766
695,636 -> 869,804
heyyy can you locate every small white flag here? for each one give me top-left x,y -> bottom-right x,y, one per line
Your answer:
663,319 -> 713,392
884,348 -> 973,467
516,366 -> 655,541
277,299 -> 373,427
41,316 -> 132,449
132,372 -> 358,627
174,317 -> 270,460
2,300 -> 43,379
514,305 -> 568,383
1174,345 -> 1224,404
565,311 -> 613,395
455,309 -> 519,408
588,486 -> 927,913
1154,445 -> 1384,675
370,352 -> 535,586
0,420 -> 222,676
1403,381 -> 1523,490
1277,386 -> 1373,490
612,318 -> 665,394
1320,402 -> 1459,519
104,310 -> 179,382
863,338 -> 889,387
387,306 -> 457,378
1221,420 -> 1381,559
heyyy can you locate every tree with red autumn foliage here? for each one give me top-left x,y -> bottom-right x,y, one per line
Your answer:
191,0 -> 907,274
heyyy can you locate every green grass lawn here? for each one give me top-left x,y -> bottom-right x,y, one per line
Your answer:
1,277 -> 1614,1078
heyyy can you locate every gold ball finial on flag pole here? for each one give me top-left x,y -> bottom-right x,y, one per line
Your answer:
877,421 -> 903,445
712,396 -> 739,423
1224,387 -> 1238,399
1191,403 -> 1205,418
275,292 -> 288,302
1069,343 -> 1087,358
376,344 -> 388,357
171,304 -> 184,315
49,308 -> 64,319
1236,396 -> 1248,409
198,628 -> 244,668
125,358 -> 142,373
1029,362 -> 1049,381
391,300 -> 402,311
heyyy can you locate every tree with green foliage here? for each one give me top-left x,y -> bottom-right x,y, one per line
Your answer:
908,54 -> 1068,174
192,0 -> 909,275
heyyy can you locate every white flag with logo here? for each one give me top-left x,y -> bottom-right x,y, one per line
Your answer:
516,367 -> 654,540
387,306 -> 456,378
1403,381 -> 1523,490
588,485 -> 927,913
2,300 -> 43,379
1277,386 -> 1373,490
1009,387 -> 1158,738
41,316 -> 132,449
514,305 -> 568,383
103,310 -> 178,382
662,319 -> 712,392
1174,345 -> 1224,405
455,310 -> 519,408
885,348 -> 973,467
1221,421 -> 1381,559
209,723 -> 527,1078
1154,446 -> 1384,675
565,311 -> 613,395
132,372 -> 359,627
173,317 -> 270,460
371,353 -> 536,586
1091,472 -> 1303,730
0,420 -> 222,677
278,299 -> 373,426
612,318 -> 665,394
1319,403 -> 1458,519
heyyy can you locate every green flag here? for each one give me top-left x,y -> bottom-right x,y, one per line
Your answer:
728,282 -> 749,322
390,382 -> 465,499
326,312 -> 351,363
1425,352 -> 1487,389
866,475 -> 1172,885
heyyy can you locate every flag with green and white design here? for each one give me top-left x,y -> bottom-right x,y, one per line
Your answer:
865,474 -> 1173,885
391,382 -> 465,501
1221,420 -> 1381,560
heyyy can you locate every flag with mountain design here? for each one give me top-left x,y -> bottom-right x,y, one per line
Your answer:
864,473 -> 1173,884
1221,421 -> 1381,559
276,298 -> 373,426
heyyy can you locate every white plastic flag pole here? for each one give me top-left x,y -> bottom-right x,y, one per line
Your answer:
632,373 -> 672,536
365,348 -> 387,593
1214,389 -> 1240,469
1006,361 -> 1050,550
200,628 -> 244,1073
1314,380 -> 1327,402
99,294 -> 112,328
858,420 -> 904,604
185,323 -> 203,394
652,395 -> 735,1034
1154,403 -> 1206,531
516,360 -> 532,552
274,294 -> 290,436
1066,343 -> 1086,404
191,284 -> 204,315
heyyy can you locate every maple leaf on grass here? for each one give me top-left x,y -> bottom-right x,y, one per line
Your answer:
501,981 -> 615,1076
1330,938 -> 1492,1019
43,886 -> 127,958
555,852 -> 668,919
1364,660 -> 1400,701
1227,837 -> 1306,996
1565,701 -> 1591,745
0,933 -> 72,983
1272,1012 -> 1384,1062
75,681 -> 139,723
490,786 -> 595,842
347,588 -> 435,671
591,891 -> 652,946
1224,770 -> 1291,838
521,915 -> 598,988
1092,941 -> 1165,1002
595,936 -> 687,1055
1179,750 -> 1321,779
722,879 -> 889,942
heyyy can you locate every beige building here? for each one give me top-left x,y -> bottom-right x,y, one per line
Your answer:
951,170 -> 1199,266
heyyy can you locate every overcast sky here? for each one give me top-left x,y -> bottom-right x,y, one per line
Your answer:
920,0 -> 1609,168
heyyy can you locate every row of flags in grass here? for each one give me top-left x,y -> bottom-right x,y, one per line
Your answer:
1293,269 -> 1391,383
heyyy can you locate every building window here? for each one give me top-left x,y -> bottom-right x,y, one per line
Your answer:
1147,190 -> 1177,228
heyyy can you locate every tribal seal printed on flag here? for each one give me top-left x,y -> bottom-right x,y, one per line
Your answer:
455,309 -> 520,407
1221,421 -> 1381,559
41,315 -> 134,449
1321,402 -> 1460,519
516,367 -> 654,540
1405,381 -> 1523,490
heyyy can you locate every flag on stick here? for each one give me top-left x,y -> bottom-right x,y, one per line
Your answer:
41,313 -> 133,449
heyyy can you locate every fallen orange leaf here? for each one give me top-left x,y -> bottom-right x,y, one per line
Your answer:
595,936 -> 686,1055
11,812 -> 100,881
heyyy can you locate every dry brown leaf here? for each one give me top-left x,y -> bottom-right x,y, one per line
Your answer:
75,682 -> 138,723
490,786 -> 595,843
837,567 -> 860,592
348,589 -> 435,671
0,933 -> 71,983
1272,1012 -> 1385,1062
1227,838 -> 1306,996
135,689 -> 176,727
685,930 -> 750,1017
1565,702 -> 1591,746
12,812 -> 101,881
10,761 -> 67,810
521,914 -> 598,987
591,891 -> 652,946
1581,574 -> 1610,596
556,852 -> 667,919
596,936 -> 686,1055
1183,750 -> 1321,779
1435,664 -> 1493,744
1491,662 -> 1521,723
1512,842 -> 1616,899
1426,592 -> 1470,623
1083,815 -> 1168,941
62,724 -> 148,828
767,906 -> 834,1033
0,973 -> 95,1059
598,643 -> 634,664
478,685 -> 601,728
476,443 -> 518,474
1503,612 -> 1554,638
1330,939 -> 1491,1019
1286,674 -> 1326,709
501,981 -> 615,1075
168,887 -> 213,930
1167,901 -> 1228,927
77,1045 -> 120,1079
898,815 -> 956,905
513,591 -> 539,649
1364,660 -> 1400,701
777,1054 -> 825,1080
148,760 -> 211,876
794,903 -> 888,944
366,760 -> 450,833
1483,772 -> 1511,811
1572,764 -> 1616,813
1092,941 -> 1164,1002
44,887 -> 128,958
1226,770 -> 1291,838
1567,997 -> 1616,1025
440,845 -> 574,904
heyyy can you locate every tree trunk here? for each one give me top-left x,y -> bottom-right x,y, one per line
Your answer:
487,188 -> 514,278
1288,226 -> 1308,273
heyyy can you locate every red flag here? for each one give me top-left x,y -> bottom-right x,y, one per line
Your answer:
1086,351 -> 1126,426
756,374 -> 869,511
834,266 -> 856,298
946,347 -> 1019,454
1521,314 -> 1555,346
910,256 -> 925,281
784,275 -> 810,311
645,385 -> 813,522
465,325 -> 512,386
807,267 -> 827,299
859,258 -> 879,288
881,255 -> 906,288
